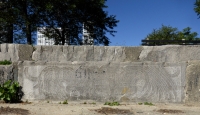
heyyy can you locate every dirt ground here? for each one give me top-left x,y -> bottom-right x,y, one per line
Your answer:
0,100 -> 200,115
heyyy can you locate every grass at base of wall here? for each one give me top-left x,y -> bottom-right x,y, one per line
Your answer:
0,60 -> 12,65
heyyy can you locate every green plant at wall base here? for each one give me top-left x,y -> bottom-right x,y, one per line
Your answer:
104,101 -> 120,106
90,102 -> 96,104
138,102 -> 143,105
144,102 -> 154,106
0,80 -> 22,103
0,60 -> 12,65
63,100 -> 68,104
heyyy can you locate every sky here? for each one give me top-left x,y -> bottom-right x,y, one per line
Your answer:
105,0 -> 200,46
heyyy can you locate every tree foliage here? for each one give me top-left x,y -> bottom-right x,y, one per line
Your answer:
194,0 -> 200,18
145,25 -> 200,42
0,0 -> 41,44
0,0 -> 119,45
0,0 -> 15,43
39,0 -> 118,45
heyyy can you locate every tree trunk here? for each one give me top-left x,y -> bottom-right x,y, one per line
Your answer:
7,24 -> 13,43
61,30 -> 65,45
23,0 -> 32,45
26,23 -> 32,45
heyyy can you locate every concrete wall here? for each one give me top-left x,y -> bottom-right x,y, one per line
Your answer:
1,44 -> 200,104
18,61 -> 186,103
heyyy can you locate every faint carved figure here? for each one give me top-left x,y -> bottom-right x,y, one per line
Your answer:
121,65 -> 181,102
25,66 -> 73,99
131,66 -> 181,102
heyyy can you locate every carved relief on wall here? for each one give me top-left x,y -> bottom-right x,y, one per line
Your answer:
120,65 -> 182,102
23,63 -> 183,102
24,66 -> 74,99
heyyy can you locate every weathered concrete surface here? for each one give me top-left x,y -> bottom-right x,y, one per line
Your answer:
139,45 -> 200,62
2,44 -> 200,63
0,64 -> 16,84
32,45 -> 143,62
185,60 -> 200,104
18,44 -> 34,61
0,44 -> 18,61
3,44 -> 200,104
31,45 -> 200,62
124,47 -> 143,62
18,61 -> 186,103
0,44 -> 33,62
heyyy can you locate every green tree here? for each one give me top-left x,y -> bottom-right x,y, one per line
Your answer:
194,0 -> 200,18
0,0 -> 118,45
0,0 -> 15,43
144,25 -> 200,45
37,0 -> 119,45
12,0 -> 44,44
146,25 -> 178,41
0,0 -> 42,44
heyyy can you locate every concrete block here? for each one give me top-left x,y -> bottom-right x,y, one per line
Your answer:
94,46 -> 126,61
63,45 -> 74,61
103,46 -> 124,61
72,46 -> 94,61
71,46 -> 83,61
139,45 -> 200,62
1,44 -> 8,53
85,46 -> 94,61
124,47 -> 143,62
118,62 -> 186,102
8,44 -> 18,61
0,44 -> 11,61
50,46 -> 65,61
32,45 -> 42,61
139,46 -> 182,62
179,46 -> 200,62
61,45 -> 68,61
18,44 -> 33,61
185,60 -> 200,104
94,46 -> 106,61
32,45 -> 53,61
18,61 -> 186,103
63,46 -> 94,61
113,47 -> 126,61
41,46 -> 53,61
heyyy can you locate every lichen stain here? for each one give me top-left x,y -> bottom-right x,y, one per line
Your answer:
121,87 -> 129,94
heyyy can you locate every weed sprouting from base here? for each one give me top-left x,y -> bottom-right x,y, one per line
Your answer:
0,60 -> 11,65
138,102 -> 143,105
62,100 -> 68,104
104,101 -> 120,106
144,102 -> 154,106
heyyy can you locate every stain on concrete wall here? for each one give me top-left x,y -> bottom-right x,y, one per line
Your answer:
0,65 -> 15,84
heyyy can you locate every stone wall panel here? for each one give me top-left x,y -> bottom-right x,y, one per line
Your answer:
18,61 -> 186,103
